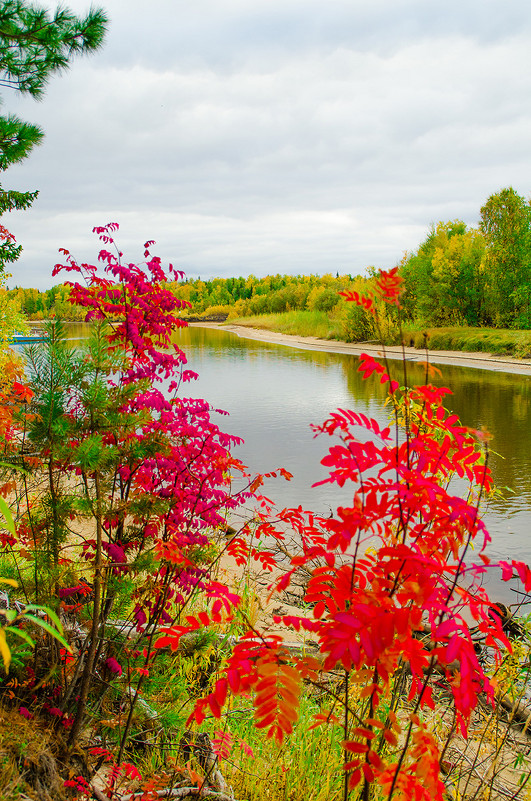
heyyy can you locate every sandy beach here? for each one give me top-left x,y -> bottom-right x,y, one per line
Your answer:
191,321 -> 531,376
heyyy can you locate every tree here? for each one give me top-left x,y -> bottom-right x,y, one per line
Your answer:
0,1 -> 107,167
399,220 -> 486,326
0,1 -> 108,273
7,225 -> 259,752
480,187 -> 531,327
0,191 -> 37,274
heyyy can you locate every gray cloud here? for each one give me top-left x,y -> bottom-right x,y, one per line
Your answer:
2,0 -> 531,288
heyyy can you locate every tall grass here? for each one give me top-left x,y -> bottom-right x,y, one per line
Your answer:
223,694 -> 343,801
227,311 -> 531,358
229,309 -> 345,341
120,644 -> 344,801
404,326 -> 531,357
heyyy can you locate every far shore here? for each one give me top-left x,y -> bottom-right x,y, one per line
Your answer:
191,321 -> 531,377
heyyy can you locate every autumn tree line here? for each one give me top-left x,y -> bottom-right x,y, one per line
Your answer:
10,270 -> 357,322
11,187 -> 531,337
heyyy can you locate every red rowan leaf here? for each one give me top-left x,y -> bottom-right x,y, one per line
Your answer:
252,658 -> 302,742
352,727 -> 376,740
344,741 -> 369,754
348,767 -> 363,788
254,710 -> 277,729
208,695 -> 222,718
211,730 -> 233,761
383,729 -> 398,746
227,669 -> 240,694
186,766 -> 203,785
309,711 -> 342,730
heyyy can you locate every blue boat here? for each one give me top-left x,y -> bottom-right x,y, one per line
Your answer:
11,330 -> 47,344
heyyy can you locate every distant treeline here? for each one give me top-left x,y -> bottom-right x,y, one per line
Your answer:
11,187 -> 531,338
171,272 -> 356,316
12,272 -> 369,325
8,283 -> 83,320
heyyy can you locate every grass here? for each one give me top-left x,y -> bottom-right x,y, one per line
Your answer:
228,309 -> 345,341
221,694 -> 344,801
403,325 -> 531,357
131,648 -> 345,801
95,635 -> 345,801
226,311 -> 531,359
0,703 -> 69,800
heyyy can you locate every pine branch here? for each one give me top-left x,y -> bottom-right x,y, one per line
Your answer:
0,184 -> 38,213
0,2 -> 108,168
0,112 -> 43,167
0,4 -> 108,97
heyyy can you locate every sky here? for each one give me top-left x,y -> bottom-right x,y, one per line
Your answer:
3,0 -> 531,290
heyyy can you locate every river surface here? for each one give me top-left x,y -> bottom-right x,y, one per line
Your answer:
59,322 -> 531,601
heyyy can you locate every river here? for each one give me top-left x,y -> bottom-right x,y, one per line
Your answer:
57,321 -> 531,602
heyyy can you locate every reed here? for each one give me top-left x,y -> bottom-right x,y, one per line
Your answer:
229,309 -> 343,340
403,325 -> 531,357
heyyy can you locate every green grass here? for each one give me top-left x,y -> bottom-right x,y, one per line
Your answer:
403,325 -> 531,358
117,644 -> 344,801
227,311 -> 531,359
229,310 -> 344,341
222,694 -> 343,801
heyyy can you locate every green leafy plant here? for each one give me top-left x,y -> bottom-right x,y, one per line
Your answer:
0,499 -> 70,673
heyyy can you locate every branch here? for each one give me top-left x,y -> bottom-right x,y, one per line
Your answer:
119,788 -> 237,801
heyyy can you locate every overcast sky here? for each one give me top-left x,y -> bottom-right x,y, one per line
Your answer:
3,0 -> 531,289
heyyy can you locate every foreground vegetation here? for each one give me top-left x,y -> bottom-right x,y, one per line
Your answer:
1,3 -> 529,797
0,226 -> 530,801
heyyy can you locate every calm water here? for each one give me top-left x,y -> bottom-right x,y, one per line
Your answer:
59,322 -> 531,600
178,326 -> 531,598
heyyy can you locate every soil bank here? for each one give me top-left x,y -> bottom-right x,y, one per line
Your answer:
191,322 -> 531,376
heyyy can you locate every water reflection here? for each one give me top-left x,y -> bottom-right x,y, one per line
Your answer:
45,323 -> 531,590
176,327 -> 531,573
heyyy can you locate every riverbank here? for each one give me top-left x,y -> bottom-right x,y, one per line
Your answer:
191,322 -> 531,376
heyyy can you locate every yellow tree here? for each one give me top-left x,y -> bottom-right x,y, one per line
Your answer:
400,220 -> 485,326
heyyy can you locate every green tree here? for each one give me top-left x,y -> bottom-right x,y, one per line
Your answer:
0,187 -> 36,272
0,2 -> 107,167
0,1 -> 108,273
480,187 -> 531,327
429,222 -> 485,325
400,220 -> 485,325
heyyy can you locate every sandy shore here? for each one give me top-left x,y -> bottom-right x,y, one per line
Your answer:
192,322 -> 531,376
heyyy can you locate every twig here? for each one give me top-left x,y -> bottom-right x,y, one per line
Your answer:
90,786 -> 111,801
119,788 -> 237,800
